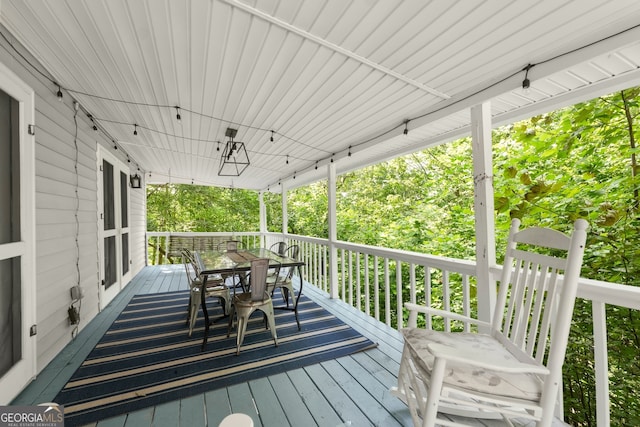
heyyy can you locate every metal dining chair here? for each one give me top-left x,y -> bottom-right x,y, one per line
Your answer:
267,244 -> 299,308
182,249 -> 231,337
227,258 -> 280,355
221,240 -> 242,252
269,241 -> 287,256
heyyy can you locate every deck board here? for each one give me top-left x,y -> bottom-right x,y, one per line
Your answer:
13,264 -> 567,426
249,377 -> 289,426
268,372 -> 316,426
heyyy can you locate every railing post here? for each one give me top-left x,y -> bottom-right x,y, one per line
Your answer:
593,301 -> 610,427
471,102 -> 496,328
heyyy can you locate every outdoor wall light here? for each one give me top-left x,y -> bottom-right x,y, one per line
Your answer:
130,174 -> 142,189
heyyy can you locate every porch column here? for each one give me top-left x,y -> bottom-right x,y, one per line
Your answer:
281,183 -> 288,236
471,102 -> 496,325
258,191 -> 266,247
327,162 -> 339,299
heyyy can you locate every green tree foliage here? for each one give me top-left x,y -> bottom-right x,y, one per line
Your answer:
146,184 -> 260,232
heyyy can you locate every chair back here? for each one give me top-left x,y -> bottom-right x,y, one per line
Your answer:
249,258 -> 275,302
278,244 -> 300,280
270,241 -> 287,256
224,240 -> 241,252
192,251 -> 206,275
493,218 -> 588,375
285,244 -> 299,260
182,249 -> 200,283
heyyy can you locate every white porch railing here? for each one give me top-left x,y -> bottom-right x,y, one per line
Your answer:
146,230 -> 640,426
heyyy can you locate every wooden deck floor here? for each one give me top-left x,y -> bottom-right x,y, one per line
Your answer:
13,265 -> 566,427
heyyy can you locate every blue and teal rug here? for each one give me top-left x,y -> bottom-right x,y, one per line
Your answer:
54,290 -> 377,425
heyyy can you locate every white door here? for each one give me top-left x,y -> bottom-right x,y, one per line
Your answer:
98,148 -> 131,309
0,63 -> 36,404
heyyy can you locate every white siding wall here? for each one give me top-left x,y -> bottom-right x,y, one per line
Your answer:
130,176 -> 147,273
0,26 -> 146,372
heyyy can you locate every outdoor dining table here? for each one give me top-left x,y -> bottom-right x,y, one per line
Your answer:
196,247 -> 305,350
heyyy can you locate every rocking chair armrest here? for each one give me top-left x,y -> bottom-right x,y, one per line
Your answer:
404,302 -> 491,329
426,342 -> 550,375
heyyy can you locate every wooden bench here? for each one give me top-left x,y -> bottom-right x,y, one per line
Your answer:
167,235 -> 231,263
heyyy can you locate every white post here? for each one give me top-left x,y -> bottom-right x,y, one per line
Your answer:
592,301 -> 610,427
327,162 -> 339,298
471,102 -> 496,326
258,191 -> 266,248
281,182 -> 288,238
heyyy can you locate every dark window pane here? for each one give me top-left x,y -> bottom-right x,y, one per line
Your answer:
0,89 -> 20,244
104,236 -> 116,289
0,257 -> 22,377
120,171 -> 128,228
122,233 -> 129,275
103,160 -> 115,230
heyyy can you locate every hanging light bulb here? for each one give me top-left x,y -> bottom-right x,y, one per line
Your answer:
175,106 -> 181,121
133,124 -> 138,136
56,85 -> 63,102
403,120 -> 409,135
270,130 -> 274,142
286,155 -> 289,165
216,141 -> 220,152
348,146 -> 352,156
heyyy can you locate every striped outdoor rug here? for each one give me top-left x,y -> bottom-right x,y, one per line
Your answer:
54,290 -> 377,426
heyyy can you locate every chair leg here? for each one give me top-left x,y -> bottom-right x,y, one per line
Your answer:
264,306 -> 278,347
227,305 -> 236,338
235,314 -> 248,355
423,358 -> 447,427
188,292 -> 201,337
224,295 -> 231,316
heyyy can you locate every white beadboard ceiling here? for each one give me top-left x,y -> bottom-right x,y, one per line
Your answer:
3,0 -> 640,191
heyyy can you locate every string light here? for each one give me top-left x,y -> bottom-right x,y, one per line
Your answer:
56,84 -> 63,102
216,141 -> 220,151
315,161 -> 318,170
403,120 -> 409,135
88,114 -> 98,131
175,106 -> 181,121
133,124 -> 138,136
286,155 -> 289,165
348,146 -> 352,156
270,130 -> 274,142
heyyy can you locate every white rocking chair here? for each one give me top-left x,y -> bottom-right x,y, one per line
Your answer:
391,218 -> 588,427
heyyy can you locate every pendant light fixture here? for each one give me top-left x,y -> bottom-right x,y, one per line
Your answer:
218,127 -> 250,176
